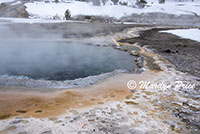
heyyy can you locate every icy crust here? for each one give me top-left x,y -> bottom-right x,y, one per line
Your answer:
0,69 -> 127,89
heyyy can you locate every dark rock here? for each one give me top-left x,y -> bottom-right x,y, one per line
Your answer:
41,130 -> 52,134
16,110 -> 27,113
164,49 -> 172,53
35,110 -> 42,113
0,114 -> 11,119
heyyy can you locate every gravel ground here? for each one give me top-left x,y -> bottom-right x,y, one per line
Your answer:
118,27 -> 200,132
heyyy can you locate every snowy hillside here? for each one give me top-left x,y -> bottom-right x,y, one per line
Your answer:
23,0 -> 200,19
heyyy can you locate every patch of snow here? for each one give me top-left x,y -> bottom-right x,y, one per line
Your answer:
11,1 -> 21,6
25,1 -> 200,19
0,17 -> 86,24
0,0 -> 14,4
160,29 -> 200,42
25,1 -> 138,19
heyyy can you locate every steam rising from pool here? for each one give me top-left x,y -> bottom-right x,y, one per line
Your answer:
0,41 -> 137,88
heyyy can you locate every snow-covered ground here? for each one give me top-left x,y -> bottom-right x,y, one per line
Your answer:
0,17 -> 85,24
25,1 -> 136,19
25,0 -> 200,19
11,1 -> 21,6
0,0 -> 14,3
160,29 -> 200,42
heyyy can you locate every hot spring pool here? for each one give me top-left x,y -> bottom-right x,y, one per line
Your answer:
0,41 -> 137,81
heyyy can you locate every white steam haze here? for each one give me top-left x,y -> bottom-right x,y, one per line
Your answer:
0,41 -> 136,80
0,23 -> 137,81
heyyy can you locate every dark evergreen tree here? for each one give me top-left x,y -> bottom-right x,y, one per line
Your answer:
111,0 -> 119,5
136,0 -> 147,8
159,0 -> 165,4
65,9 -> 71,20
